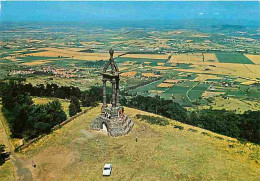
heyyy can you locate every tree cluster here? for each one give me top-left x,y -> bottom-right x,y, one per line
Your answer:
0,82 -> 105,108
0,145 -> 9,165
69,96 -> 82,117
123,95 -> 187,122
123,95 -> 260,144
1,81 -> 67,140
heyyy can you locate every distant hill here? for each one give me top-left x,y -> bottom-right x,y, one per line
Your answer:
19,106 -> 260,180
212,24 -> 246,30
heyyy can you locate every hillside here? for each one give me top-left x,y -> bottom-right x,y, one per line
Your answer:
6,106 -> 260,180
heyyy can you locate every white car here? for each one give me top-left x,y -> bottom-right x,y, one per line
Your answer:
103,164 -> 112,176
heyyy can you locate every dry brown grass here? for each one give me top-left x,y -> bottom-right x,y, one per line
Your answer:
17,106 -> 260,181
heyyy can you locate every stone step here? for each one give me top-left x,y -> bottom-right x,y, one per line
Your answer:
122,118 -> 131,130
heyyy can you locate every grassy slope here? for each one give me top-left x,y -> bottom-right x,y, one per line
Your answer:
0,161 -> 15,181
18,106 -> 260,181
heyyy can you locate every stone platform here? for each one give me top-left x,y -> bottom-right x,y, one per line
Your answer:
91,106 -> 134,137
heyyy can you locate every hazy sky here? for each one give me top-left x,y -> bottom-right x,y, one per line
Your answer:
0,1 -> 259,26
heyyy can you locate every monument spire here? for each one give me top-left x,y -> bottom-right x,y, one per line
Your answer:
91,50 -> 134,137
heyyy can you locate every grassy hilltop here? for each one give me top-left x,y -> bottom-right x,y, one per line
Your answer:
12,106 -> 260,181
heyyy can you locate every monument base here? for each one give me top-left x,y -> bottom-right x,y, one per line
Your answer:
91,106 -> 134,137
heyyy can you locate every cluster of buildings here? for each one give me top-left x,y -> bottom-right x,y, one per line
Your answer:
10,66 -> 84,78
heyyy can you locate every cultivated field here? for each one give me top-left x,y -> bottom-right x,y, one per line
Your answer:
27,48 -> 123,61
215,53 -> 254,64
121,53 -> 170,60
244,54 -> 260,64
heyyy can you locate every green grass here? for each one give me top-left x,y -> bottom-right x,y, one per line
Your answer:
206,78 -> 222,82
18,56 -> 57,62
215,53 -> 254,64
165,85 -> 190,94
20,106 -> 260,180
188,90 -> 204,101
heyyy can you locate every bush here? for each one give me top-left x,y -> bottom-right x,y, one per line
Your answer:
188,128 -> 198,132
174,125 -> 184,130
201,132 -> 212,137
214,136 -> 224,140
136,114 -> 169,126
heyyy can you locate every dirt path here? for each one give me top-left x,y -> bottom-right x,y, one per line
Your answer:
0,111 -> 33,181
186,82 -> 200,102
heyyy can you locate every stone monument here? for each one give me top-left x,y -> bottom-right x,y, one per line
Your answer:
91,49 -> 134,136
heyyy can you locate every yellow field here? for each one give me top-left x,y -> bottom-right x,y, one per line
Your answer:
170,53 -> 203,63
170,53 -> 218,63
153,66 -> 173,70
164,79 -> 181,84
149,90 -> 164,94
157,62 -> 165,66
241,80 -> 257,85
22,60 -> 52,66
192,34 -> 210,38
17,106 -> 260,180
121,54 -> 169,60
28,48 -> 122,61
194,74 -> 220,82
203,53 -> 218,62
244,54 -> 260,64
123,61 -> 136,65
121,71 -> 137,77
202,91 -> 225,98
157,83 -> 174,88
142,73 -> 160,77
176,62 -> 260,79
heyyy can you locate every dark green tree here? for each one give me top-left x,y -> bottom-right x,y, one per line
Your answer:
69,102 -> 77,117
70,96 -> 82,113
0,144 -> 9,165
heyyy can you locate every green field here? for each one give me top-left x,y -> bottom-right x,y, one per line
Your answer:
130,79 -> 165,94
215,53 -> 254,64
